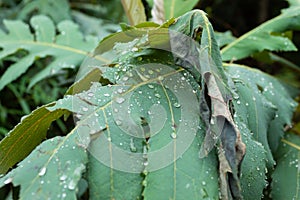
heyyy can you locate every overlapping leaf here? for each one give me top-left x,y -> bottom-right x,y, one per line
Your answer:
0,103 -> 69,174
225,64 -> 298,154
0,15 -> 99,91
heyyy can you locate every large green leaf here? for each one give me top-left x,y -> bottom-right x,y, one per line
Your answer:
0,103 -> 69,174
225,64 -> 298,154
0,15 -> 100,91
221,7 -> 300,61
0,133 -> 88,199
271,133 -> 300,200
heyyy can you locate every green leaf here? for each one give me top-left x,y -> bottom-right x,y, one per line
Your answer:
0,15 -> 99,91
215,31 -> 236,47
18,0 -> 71,23
0,134 -> 88,199
221,8 -> 300,61
225,64 -> 298,154
142,130 -> 219,199
163,0 -> 199,19
0,103 -> 69,174
121,0 -> 146,26
236,120 -> 268,200
271,133 -> 300,200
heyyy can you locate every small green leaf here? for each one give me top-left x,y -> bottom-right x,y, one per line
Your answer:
0,134 -> 88,199
0,103 -> 69,174
271,133 -> 300,200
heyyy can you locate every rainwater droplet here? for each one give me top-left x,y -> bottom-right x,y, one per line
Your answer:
154,93 -> 161,98
60,174 -> 67,181
148,84 -> 154,89
4,177 -> 12,185
107,137 -> 112,142
245,103 -> 249,106
173,102 -> 181,108
171,132 -> 177,139
87,92 -> 94,97
158,76 -> 164,81
116,97 -> 125,104
132,47 -> 139,52
115,120 -> 122,126
82,107 -> 88,112
39,167 -> 47,176
237,100 -> 241,105
202,181 -> 206,186
68,179 -> 76,190
130,138 -> 137,152
104,93 -> 110,97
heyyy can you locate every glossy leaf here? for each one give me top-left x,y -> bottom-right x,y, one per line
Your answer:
0,134 -> 88,199
0,103 -> 69,174
0,15 -> 99,91
221,8 -> 300,61
271,133 -> 300,200
225,64 -> 298,154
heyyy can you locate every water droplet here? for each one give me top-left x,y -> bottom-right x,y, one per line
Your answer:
60,174 -> 67,181
202,181 -> 206,186
117,88 -> 123,94
39,167 -> 47,176
87,92 -> 94,97
115,97 -> 125,104
237,100 -> 241,105
171,132 -> 177,139
154,93 -> 161,98
62,193 -> 67,199
132,47 -> 139,52
158,76 -> 164,81
104,93 -> 110,97
173,102 -> 181,108
107,137 -> 112,142
115,120 -> 122,126
245,103 -> 249,106
4,177 -> 12,184
148,84 -> 154,89
82,107 -> 88,112
210,119 -> 215,125
143,161 -> 149,166
68,179 -> 76,190
130,138 -> 137,152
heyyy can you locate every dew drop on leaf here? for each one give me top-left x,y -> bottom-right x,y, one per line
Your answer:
87,92 -> 94,97
115,97 -> 125,104
4,177 -> 12,185
170,132 -> 177,139
68,179 -> 76,190
148,84 -> 154,89
237,100 -> 241,105
82,107 -> 88,112
38,167 -> 47,176
60,174 -> 67,181
173,102 -> 181,108
115,120 -> 122,126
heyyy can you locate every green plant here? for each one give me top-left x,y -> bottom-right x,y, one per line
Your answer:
0,0 -> 299,199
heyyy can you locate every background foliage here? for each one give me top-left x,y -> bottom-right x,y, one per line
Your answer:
0,0 -> 299,199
